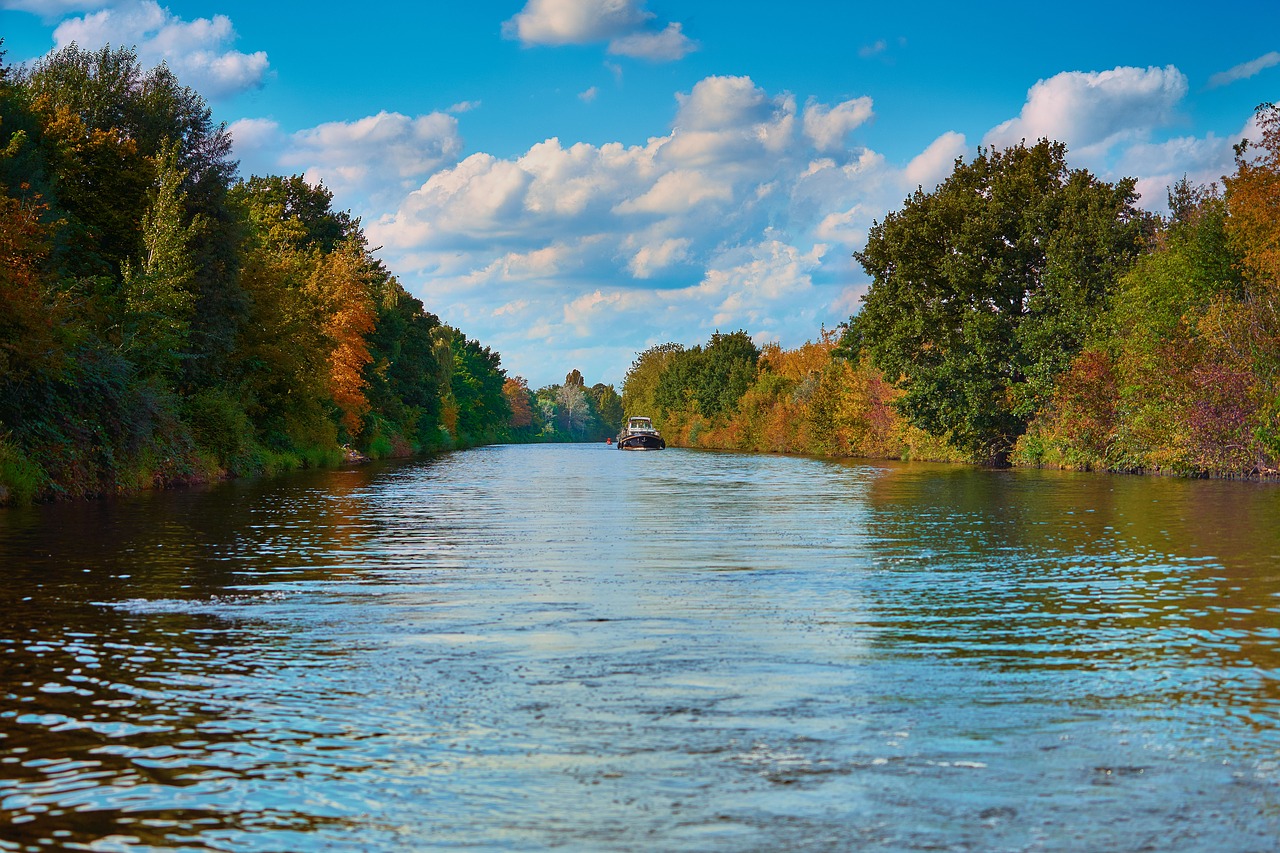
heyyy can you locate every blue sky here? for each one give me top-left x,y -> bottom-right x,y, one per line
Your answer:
3,1 -> 1278,388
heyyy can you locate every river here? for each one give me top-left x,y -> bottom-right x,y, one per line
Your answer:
1,445 -> 1278,851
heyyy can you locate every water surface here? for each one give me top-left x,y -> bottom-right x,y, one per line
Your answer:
1,445 -> 1278,850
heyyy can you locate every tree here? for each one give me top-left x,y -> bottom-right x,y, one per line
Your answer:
503,376 -> 535,432
849,139 -> 1143,464
589,382 -> 624,434
556,381 -> 589,437
621,342 -> 683,420
307,239 -> 375,439
120,142 -> 198,379
654,330 -> 760,421
446,327 -> 509,446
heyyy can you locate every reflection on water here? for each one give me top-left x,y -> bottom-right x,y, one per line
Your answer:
1,446 -> 1278,850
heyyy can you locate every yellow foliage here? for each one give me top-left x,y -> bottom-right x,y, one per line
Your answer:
662,334 -> 962,462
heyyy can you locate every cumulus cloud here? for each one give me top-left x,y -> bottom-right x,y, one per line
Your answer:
608,22 -> 695,61
802,96 -> 874,151
984,65 -> 1187,156
229,112 -> 464,209
359,75 -> 921,385
503,0 -> 648,44
49,0 -> 269,98
627,237 -> 691,278
1114,113 -> 1260,208
1208,51 -> 1280,88
284,112 -> 463,201
903,130 -> 967,189
503,0 -> 695,61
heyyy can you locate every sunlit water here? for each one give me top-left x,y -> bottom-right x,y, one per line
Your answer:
1,445 -> 1278,851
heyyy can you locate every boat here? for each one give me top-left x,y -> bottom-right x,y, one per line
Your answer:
617,416 -> 666,450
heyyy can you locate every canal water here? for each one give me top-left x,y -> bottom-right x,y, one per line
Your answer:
1,445 -> 1278,851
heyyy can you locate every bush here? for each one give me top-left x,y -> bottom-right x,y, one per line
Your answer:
0,436 -> 46,505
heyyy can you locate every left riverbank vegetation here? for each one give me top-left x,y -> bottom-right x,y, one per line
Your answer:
622,105 -> 1280,480
0,44 -> 513,505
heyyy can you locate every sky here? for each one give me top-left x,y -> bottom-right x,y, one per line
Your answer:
3,0 -> 1278,389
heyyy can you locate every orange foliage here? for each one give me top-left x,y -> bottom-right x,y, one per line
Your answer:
307,244 -> 375,437
1226,105 -> 1280,288
0,190 -> 61,380
503,377 -> 534,429
667,331 -> 958,462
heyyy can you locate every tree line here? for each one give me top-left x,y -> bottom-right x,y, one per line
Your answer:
501,369 -> 625,444
0,44 -> 511,504
622,105 -> 1280,479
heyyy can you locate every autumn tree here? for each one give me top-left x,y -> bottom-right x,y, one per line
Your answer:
1220,102 -> 1280,461
307,239 -> 375,439
503,376 -> 535,433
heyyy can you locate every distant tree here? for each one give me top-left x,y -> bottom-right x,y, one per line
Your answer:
621,342 -> 683,420
556,382 -> 589,438
849,139 -> 1143,464
503,376 -> 535,431
590,383 -> 624,434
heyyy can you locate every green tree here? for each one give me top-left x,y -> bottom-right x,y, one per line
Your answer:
654,330 -> 760,421
621,342 -> 683,420
589,382 -> 624,435
849,139 -> 1143,464
120,142 -> 198,379
446,327 -> 510,447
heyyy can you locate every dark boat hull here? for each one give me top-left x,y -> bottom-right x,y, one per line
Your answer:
617,434 -> 665,450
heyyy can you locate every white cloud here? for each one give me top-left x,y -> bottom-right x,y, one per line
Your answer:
614,169 -> 733,214
675,75 -> 772,130
1115,114 -> 1259,209
815,206 -> 867,246
984,65 -> 1187,156
228,117 -> 282,151
503,0 -> 649,45
357,75 -> 909,384
503,0 -> 694,62
628,237 -> 690,278
286,111 -> 463,200
578,86 -> 598,103
1208,52 -> 1280,88
903,130 -> 967,189
802,96 -> 874,151
608,21 -> 695,61
50,0 -> 269,98
1,0 -> 107,21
